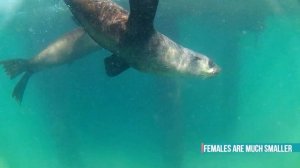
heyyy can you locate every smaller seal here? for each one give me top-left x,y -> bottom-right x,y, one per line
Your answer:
0,28 -> 100,103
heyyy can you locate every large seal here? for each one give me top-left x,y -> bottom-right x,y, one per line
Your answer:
0,28 -> 100,103
64,0 -> 220,77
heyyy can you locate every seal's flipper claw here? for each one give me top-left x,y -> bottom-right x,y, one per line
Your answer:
104,55 -> 130,77
128,0 -> 159,32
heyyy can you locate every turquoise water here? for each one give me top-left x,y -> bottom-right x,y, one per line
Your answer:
1,0 -> 300,167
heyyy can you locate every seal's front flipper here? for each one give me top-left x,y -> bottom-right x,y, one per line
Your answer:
128,0 -> 159,32
104,55 -> 130,77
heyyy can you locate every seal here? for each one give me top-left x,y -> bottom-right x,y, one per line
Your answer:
0,28 -> 100,103
64,0 -> 220,77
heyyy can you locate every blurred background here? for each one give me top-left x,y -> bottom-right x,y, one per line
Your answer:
0,0 -> 300,167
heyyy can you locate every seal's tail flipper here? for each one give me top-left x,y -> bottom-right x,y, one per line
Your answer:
12,72 -> 32,103
0,59 -> 32,103
0,59 -> 29,79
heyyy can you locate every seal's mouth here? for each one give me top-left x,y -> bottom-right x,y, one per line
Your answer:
212,66 -> 221,75
206,59 -> 221,76
205,65 -> 221,77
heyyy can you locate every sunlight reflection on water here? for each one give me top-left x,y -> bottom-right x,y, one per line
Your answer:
0,0 -> 22,29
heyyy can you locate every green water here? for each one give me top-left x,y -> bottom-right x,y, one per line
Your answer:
1,0 -> 300,167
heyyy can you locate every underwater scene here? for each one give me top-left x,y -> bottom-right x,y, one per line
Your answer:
0,0 -> 300,167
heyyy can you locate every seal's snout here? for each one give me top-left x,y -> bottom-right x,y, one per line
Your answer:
208,60 -> 220,75
212,65 -> 221,75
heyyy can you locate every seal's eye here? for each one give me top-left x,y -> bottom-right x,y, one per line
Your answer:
208,60 -> 215,67
193,57 -> 202,61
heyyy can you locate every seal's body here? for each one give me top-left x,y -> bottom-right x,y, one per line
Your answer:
0,28 -> 99,102
29,28 -> 99,72
64,0 -> 220,77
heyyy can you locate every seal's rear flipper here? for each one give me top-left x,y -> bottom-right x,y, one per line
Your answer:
0,59 -> 29,79
1,59 -> 32,103
104,55 -> 130,77
12,72 -> 32,104
128,0 -> 159,32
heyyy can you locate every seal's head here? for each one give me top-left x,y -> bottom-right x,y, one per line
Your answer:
184,52 -> 220,77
